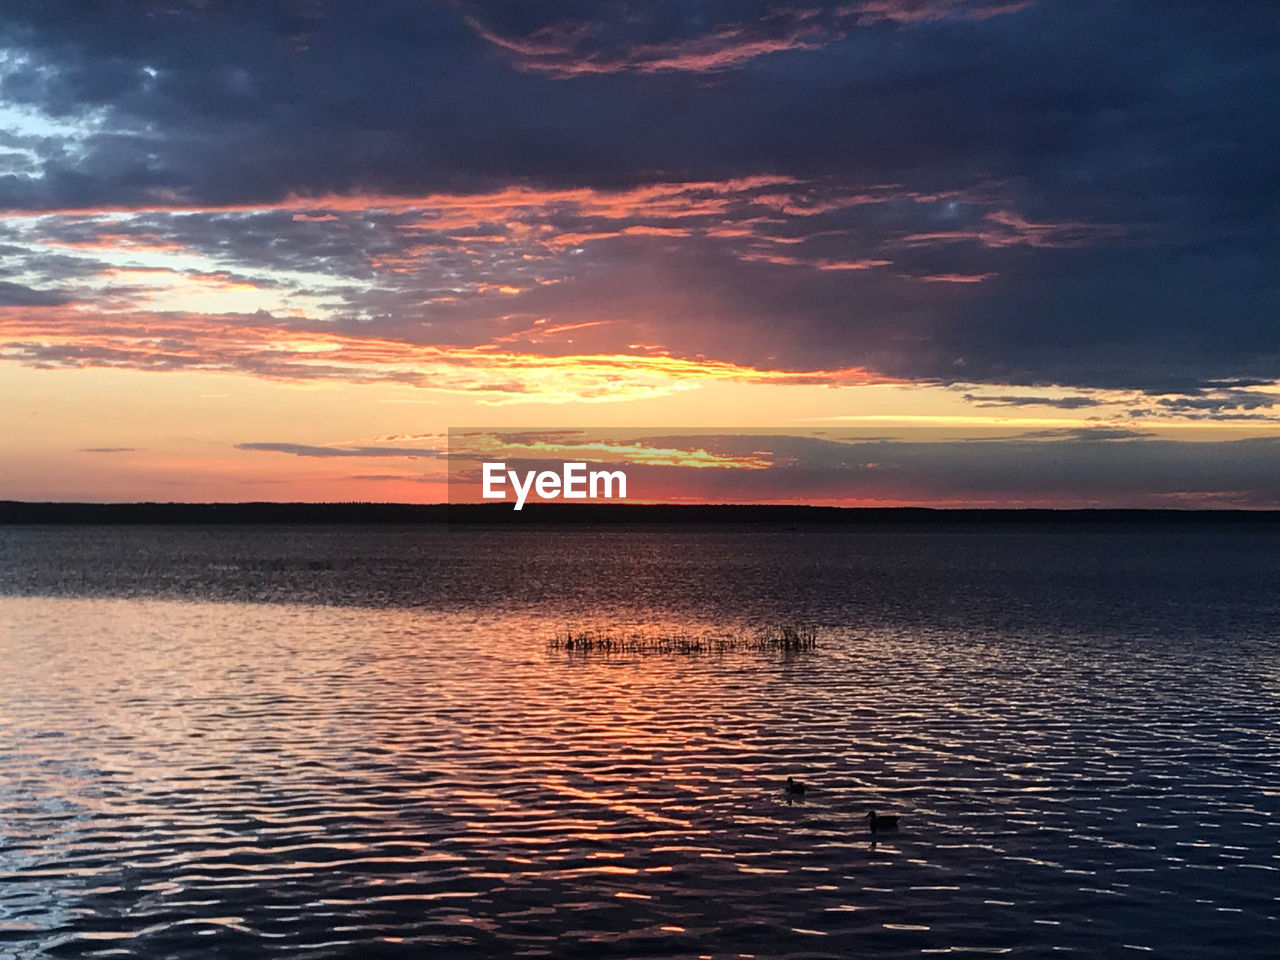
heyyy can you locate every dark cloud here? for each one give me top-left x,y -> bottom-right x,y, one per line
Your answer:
0,1 -> 1275,391
963,393 -> 1102,409
0,279 -> 74,306
1097,385 -> 1280,422
1006,427 -> 1151,442
1153,391 -> 1278,414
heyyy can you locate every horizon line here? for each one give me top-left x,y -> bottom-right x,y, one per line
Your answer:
4,501 -> 1279,525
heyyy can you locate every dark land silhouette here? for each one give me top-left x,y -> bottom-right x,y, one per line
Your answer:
2,501 -> 1278,526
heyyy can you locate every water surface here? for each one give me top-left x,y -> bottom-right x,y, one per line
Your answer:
1,524 -> 1277,958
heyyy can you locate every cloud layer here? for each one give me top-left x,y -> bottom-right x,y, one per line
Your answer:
0,1 -> 1276,402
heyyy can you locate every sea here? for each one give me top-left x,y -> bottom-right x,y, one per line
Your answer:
1,522 -> 1277,958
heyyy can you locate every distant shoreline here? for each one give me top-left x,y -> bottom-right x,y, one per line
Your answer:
3,501 -> 1279,525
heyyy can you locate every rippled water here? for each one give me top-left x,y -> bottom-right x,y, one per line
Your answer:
1,524 -> 1277,958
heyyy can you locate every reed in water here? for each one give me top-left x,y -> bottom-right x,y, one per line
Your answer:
550,622 -> 818,654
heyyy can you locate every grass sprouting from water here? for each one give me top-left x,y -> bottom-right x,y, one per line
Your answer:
549,623 -> 818,655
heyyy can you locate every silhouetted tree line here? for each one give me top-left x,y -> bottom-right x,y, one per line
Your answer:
0,501 -> 1276,525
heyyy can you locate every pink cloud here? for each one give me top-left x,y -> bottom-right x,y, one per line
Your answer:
465,10 -> 833,78
464,3 -> 1033,78
839,0 -> 1034,25
900,209 -> 1127,249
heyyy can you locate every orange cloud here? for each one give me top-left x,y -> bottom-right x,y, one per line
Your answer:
740,252 -> 892,270
916,272 -> 997,283
0,305 -> 895,402
0,177 -> 798,220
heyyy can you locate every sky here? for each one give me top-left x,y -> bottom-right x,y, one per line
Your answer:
0,0 -> 1277,506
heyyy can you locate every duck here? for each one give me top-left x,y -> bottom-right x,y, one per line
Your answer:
785,776 -> 807,796
866,810 -> 899,832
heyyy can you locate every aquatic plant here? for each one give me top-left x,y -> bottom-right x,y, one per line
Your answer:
549,622 -> 818,655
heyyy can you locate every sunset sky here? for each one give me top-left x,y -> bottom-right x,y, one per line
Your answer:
1,1 -> 1277,506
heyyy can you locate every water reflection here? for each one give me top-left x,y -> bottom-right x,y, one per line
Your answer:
2,590 -> 1277,957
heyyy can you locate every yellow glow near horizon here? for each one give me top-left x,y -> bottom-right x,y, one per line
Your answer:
3,357 -> 1277,504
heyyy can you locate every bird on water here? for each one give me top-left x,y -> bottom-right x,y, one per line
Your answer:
866,810 -> 899,832
785,777 -> 806,796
